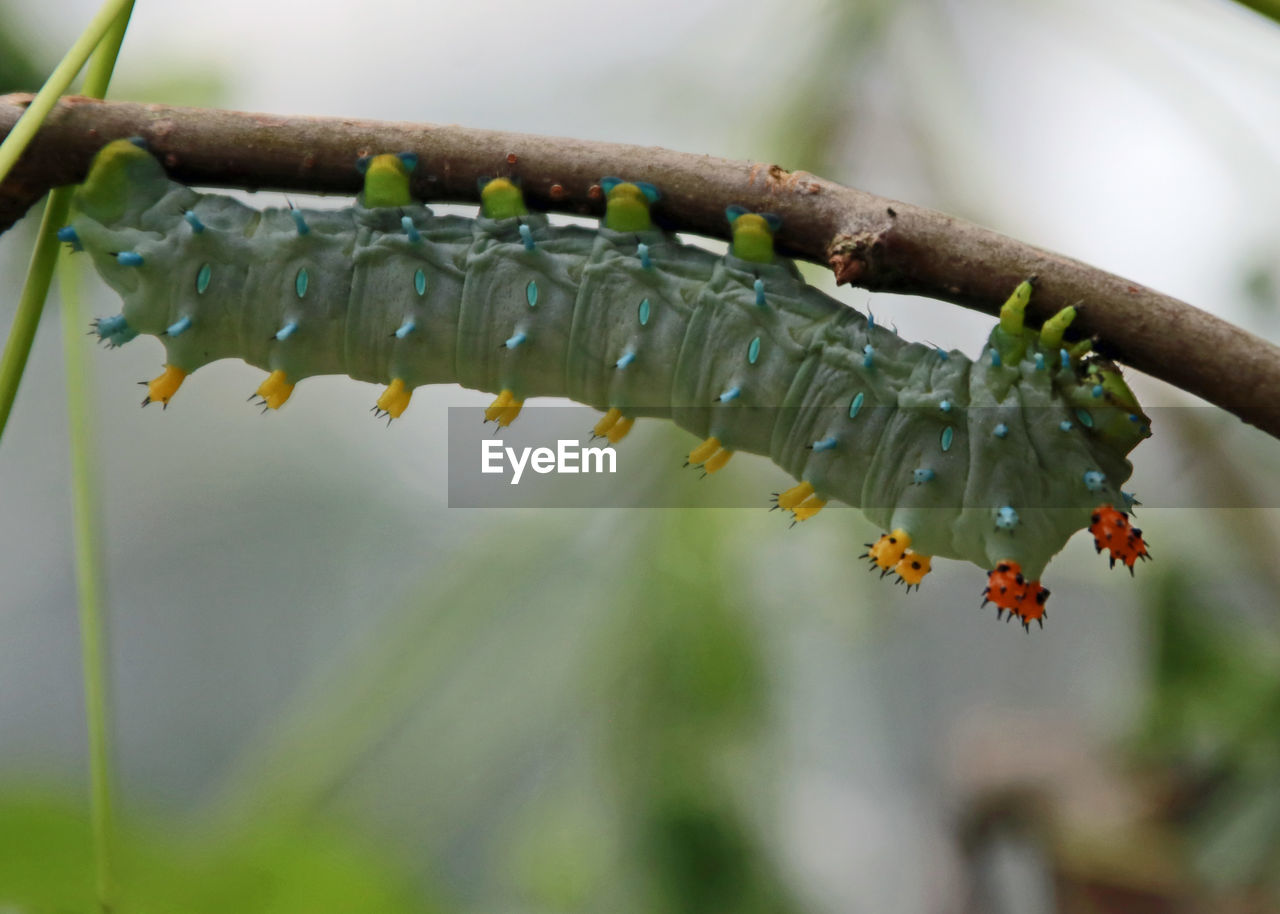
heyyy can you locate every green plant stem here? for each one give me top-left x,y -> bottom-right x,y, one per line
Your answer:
17,5 -> 138,913
1232,0 -> 1280,27
0,0 -> 134,447
0,0 -> 134,187
58,255 -> 116,914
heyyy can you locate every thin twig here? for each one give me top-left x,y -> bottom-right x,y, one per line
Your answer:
2,94 -> 1277,440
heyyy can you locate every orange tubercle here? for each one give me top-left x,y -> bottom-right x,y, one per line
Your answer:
1089,504 -> 1150,575
981,561 -> 1050,630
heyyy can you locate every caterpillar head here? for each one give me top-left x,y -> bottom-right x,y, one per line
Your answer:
357,152 -> 417,208
726,206 -> 782,264
72,138 -> 168,226
479,177 -> 529,220
600,177 -> 659,232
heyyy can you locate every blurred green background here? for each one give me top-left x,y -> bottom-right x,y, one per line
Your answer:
2,0 -> 1280,911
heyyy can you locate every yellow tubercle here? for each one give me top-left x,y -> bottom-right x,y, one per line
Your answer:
145,364 -> 187,407
776,481 -> 815,512
703,449 -> 734,474
894,551 -> 932,588
485,389 -> 514,422
688,436 -> 721,465
792,494 -> 827,522
486,389 -> 524,427
255,369 -> 294,410
594,407 -> 622,438
606,417 -> 634,444
376,378 -> 413,419
866,529 -> 912,570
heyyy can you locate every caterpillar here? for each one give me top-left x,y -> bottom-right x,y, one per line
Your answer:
60,138 -> 1152,629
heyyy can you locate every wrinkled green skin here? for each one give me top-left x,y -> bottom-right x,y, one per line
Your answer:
70,141 -> 1148,580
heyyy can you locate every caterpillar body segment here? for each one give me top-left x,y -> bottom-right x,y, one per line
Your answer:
68,140 -> 1151,609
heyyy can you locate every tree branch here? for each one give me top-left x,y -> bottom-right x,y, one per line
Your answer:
3,93 -> 1278,440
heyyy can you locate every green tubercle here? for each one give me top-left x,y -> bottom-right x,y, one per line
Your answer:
989,278 -> 1034,363
480,178 -> 528,220
359,153 -> 416,208
602,178 -> 657,232
726,206 -> 780,264
1039,305 -> 1076,350
72,138 -> 167,225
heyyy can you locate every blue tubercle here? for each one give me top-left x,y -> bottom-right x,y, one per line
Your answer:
912,468 -> 935,484
637,243 -> 651,270
718,386 -> 741,403
519,224 -> 535,252
995,506 -> 1019,531
1059,420 -> 1073,432
1034,352 -> 1046,371
394,318 -> 416,339
615,350 -> 635,370
290,210 -> 309,236
1092,384 -> 1104,398
989,348 -> 1002,367
812,436 -> 838,452
1060,349 -> 1070,369
275,320 -> 299,342
940,400 -> 952,413
116,252 -> 144,267
862,344 -> 874,369
505,331 -> 527,350
401,216 -> 421,243
94,314 -> 137,346
56,226 -> 82,250
993,423 -> 1009,438
184,210 -> 205,233
1083,470 -> 1107,492
166,315 -> 192,337
934,347 -> 949,361
754,279 -> 766,307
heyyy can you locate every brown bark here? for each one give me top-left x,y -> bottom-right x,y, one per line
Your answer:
3,93 -> 1277,439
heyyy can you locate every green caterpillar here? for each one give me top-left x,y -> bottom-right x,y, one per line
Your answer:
61,138 -> 1152,627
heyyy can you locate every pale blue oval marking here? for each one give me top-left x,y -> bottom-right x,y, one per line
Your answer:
295,267 -> 309,299
195,263 -> 211,294
940,399 -> 952,413
526,279 -> 538,307
1059,420 -> 1073,432
993,423 -> 1008,439
849,392 -> 864,419
638,298 -> 651,326
414,268 -> 427,296
748,337 -> 761,364
941,426 -> 954,451
1075,408 -> 1094,428
995,506 -> 1019,531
